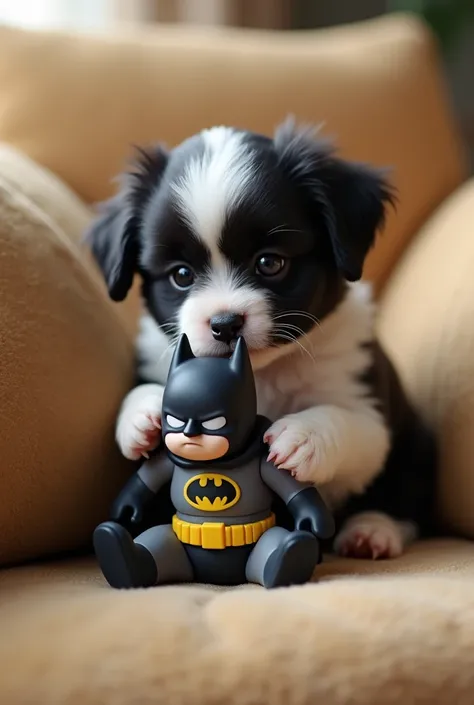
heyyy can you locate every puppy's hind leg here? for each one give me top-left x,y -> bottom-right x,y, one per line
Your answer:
334,511 -> 418,559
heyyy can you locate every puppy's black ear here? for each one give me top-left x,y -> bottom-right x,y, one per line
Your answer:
274,118 -> 394,281
85,145 -> 169,301
85,193 -> 137,301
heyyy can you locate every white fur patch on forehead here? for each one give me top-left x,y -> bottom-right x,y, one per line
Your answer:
171,127 -> 255,266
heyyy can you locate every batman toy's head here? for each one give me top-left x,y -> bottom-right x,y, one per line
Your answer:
162,335 -> 257,462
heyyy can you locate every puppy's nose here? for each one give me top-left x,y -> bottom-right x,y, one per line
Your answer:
210,312 -> 244,344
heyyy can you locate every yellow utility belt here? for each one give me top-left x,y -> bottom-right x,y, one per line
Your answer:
172,513 -> 276,550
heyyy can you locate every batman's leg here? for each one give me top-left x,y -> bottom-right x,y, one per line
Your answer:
94,521 -> 193,589
135,524 -> 194,584
245,527 -> 320,589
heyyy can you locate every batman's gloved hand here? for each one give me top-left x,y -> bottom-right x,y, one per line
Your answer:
111,474 -> 155,527
286,487 -> 335,540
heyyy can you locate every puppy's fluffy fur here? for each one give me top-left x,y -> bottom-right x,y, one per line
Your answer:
87,119 -> 435,558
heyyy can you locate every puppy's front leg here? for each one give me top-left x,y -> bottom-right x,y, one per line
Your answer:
116,384 -> 164,460
264,405 -> 390,492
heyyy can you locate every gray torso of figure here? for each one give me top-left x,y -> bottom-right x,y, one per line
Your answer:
171,457 -> 273,525
138,449 -> 306,526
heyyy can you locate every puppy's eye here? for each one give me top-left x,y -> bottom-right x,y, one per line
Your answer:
202,416 -> 227,431
166,414 -> 185,428
169,265 -> 195,291
256,254 -> 286,278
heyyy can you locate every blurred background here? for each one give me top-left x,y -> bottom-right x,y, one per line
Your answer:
0,0 -> 473,166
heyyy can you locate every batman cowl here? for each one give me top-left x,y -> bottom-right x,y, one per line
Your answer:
162,335 -> 263,463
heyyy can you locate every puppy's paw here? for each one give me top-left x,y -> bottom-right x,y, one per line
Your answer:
116,394 -> 162,461
334,513 -> 405,560
264,414 -> 338,484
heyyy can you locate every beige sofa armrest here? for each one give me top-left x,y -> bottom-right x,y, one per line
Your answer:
0,148 -> 136,565
378,179 -> 474,539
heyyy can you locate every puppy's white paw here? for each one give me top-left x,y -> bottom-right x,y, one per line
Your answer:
264,414 -> 338,484
116,394 -> 162,461
334,513 -> 406,560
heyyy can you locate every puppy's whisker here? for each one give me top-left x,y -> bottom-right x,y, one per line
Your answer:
160,321 -> 180,342
273,332 -> 309,359
158,334 -> 179,363
273,310 -> 322,331
291,339 -> 316,364
273,321 -> 316,353
273,329 -> 316,364
266,227 -> 305,236
161,322 -> 179,333
273,332 -> 295,344
267,223 -> 288,235
274,322 -> 306,337
273,310 -> 320,323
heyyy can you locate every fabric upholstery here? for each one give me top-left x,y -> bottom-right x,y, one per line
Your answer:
1,542 -> 474,705
0,14 -> 465,292
0,145 -> 136,565
0,13 -> 473,705
378,178 -> 474,539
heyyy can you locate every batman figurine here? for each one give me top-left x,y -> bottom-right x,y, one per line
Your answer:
93,335 -> 335,589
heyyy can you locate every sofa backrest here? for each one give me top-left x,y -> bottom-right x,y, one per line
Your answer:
0,13 -> 465,291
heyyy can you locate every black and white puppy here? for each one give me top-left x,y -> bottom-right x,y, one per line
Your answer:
87,119 -> 435,559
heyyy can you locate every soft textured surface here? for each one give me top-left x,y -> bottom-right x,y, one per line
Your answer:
1,15 -> 474,705
379,178 -> 474,538
0,146 -> 136,565
0,14 -> 465,291
2,542 -> 474,705
0,13 -> 466,567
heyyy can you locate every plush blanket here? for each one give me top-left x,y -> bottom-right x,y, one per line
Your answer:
1,540 -> 474,705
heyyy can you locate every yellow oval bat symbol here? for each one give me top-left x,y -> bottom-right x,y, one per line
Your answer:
183,473 -> 241,511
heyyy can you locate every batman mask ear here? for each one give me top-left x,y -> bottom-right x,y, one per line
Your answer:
229,337 -> 253,380
274,118 -> 395,281
169,334 -> 195,375
85,144 -> 169,301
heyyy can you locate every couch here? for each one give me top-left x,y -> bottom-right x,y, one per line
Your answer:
1,13 -> 474,705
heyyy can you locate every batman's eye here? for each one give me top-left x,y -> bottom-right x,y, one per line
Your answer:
169,265 -> 195,291
202,416 -> 226,431
166,414 -> 185,429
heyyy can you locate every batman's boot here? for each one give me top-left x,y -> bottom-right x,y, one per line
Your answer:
93,521 -> 157,589
263,530 -> 320,588
246,527 -> 320,588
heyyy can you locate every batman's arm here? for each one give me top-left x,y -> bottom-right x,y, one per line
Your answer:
111,451 -> 174,527
260,458 -> 335,540
137,452 -> 174,493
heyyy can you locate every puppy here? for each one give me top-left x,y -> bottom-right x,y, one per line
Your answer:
87,119 -> 436,559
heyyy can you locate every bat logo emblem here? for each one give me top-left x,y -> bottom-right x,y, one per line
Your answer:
183,473 -> 241,511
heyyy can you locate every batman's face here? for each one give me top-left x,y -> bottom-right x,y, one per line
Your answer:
162,335 -> 257,461
164,418 -> 230,461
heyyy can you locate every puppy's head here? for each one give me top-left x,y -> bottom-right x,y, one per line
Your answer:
87,119 -> 393,368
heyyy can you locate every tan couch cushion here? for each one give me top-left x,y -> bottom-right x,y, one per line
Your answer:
0,14 -> 464,293
0,146 -> 136,565
0,143 -> 90,241
378,178 -> 474,538
2,541 -> 474,704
